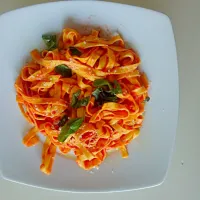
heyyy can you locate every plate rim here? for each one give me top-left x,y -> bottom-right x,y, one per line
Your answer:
0,0 -> 179,192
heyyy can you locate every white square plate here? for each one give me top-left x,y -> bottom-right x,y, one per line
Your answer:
0,1 -> 178,192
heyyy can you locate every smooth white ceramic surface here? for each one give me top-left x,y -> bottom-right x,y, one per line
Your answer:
0,1 -> 178,192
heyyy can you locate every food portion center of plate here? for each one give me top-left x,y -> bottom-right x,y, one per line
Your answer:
14,27 -> 150,175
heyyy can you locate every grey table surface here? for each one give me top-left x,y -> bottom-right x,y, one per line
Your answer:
0,0 -> 200,199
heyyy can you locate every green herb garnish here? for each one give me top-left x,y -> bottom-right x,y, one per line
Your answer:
102,94 -> 118,102
74,96 -> 90,108
93,79 -> 112,90
58,115 -> 68,127
42,34 -> 57,50
92,79 -> 122,106
58,117 -> 84,142
92,88 -> 103,100
54,64 -> 72,77
71,90 -> 90,108
69,47 -> 82,56
143,96 -> 150,102
96,90 -> 118,105
112,80 -> 122,94
71,90 -> 81,107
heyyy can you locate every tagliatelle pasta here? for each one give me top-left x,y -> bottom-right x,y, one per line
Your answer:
15,27 -> 149,174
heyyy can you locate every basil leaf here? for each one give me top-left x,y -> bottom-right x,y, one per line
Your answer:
92,79 -> 121,106
71,90 -> 81,107
112,80 -> 122,94
143,96 -> 150,102
100,90 -> 118,103
93,89 -> 118,106
74,96 -> 90,108
58,117 -> 84,142
92,88 -> 103,100
42,34 -> 57,50
67,117 -> 84,130
103,95 -> 118,102
54,64 -> 72,77
69,47 -> 82,56
93,79 -> 112,90
58,115 -> 68,127
71,90 -> 90,108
